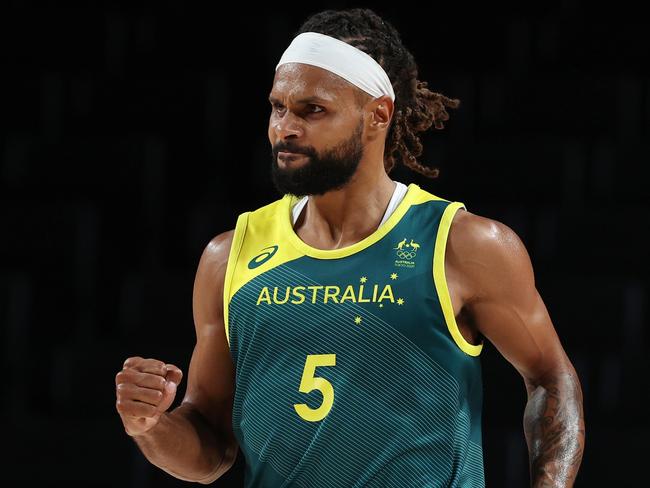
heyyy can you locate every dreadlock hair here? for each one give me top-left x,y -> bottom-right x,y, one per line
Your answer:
296,8 -> 459,178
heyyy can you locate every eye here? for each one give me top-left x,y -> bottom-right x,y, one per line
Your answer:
271,102 -> 285,113
309,105 -> 324,113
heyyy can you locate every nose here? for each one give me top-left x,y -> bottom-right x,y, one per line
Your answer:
273,112 -> 303,139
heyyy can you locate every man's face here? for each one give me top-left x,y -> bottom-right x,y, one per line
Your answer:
268,63 -> 369,197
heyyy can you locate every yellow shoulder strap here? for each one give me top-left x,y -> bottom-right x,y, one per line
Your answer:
432,202 -> 484,356
223,211 -> 250,347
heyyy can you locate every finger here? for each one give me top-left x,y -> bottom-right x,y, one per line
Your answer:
132,371 -> 168,391
124,358 -> 167,376
117,383 -> 163,406
116,370 -> 166,391
164,364 -> 183,386
140,359 -> 167,376
123,356 -> 143,369
116,398 -> 159,418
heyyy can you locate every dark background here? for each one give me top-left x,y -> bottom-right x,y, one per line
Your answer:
2,1 -> 648,486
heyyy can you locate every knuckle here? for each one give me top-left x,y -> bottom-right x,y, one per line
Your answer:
143,359 -> 166,373
125,356 -> 143,366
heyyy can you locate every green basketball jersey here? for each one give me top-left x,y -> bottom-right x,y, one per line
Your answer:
223,183 -> 485,487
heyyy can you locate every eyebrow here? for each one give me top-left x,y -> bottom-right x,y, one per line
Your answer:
268,95 -> 333,105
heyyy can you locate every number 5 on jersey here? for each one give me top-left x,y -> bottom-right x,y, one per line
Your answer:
294,354 -> 336,422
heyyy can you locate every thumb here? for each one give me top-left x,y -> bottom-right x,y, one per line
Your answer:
156,379 -> 178,413
164,364 -> 183,386
155,364 -> 183,414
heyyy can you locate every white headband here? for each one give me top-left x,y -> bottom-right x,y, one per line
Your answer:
275,32 -> 395,102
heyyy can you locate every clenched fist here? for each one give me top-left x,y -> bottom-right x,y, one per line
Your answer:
115,356 -> 184,437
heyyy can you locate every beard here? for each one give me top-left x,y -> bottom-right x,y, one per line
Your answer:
269,119 -> 364,197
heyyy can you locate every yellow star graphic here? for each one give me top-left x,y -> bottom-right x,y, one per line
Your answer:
360,276 -> 367,283
354,316 -> 362,325
397,298 -> 405,305
390,272 -> 398,280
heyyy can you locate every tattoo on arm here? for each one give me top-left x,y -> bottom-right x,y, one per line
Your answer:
523,371 -> 585,488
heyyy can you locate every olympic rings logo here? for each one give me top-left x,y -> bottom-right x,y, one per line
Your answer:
396,250 -> 417,260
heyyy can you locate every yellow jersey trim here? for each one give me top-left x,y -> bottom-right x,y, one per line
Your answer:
433,202 -> 484,357
228,204 -> 307,304
282,183 -> 438,259
223,211 -> 250,347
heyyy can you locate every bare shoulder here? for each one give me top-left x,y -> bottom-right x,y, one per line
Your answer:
447,208 -> 535,302
201,230 -> 236,268
194,230 -> 235,282
193,229 -> 235,323
448,208 -> 525,254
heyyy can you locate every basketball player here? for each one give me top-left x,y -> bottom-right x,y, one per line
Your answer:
115,8 -> 585,487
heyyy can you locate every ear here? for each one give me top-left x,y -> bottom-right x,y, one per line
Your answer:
367,95 -> 394,133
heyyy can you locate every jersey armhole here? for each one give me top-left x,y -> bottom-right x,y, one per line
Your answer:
223,211 -> 250,348
432,202 -> 484,357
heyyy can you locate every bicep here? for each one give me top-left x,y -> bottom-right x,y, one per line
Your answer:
459,217 -> 571,385
181,231 -> 237,438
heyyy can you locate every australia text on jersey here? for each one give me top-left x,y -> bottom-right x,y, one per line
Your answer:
256,283 -> 396,305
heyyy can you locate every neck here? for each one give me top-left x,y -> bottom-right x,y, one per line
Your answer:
295,163 -> 396,250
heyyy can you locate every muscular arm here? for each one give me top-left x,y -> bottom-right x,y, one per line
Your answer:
448,210 -> 585,487
130,230 -> 239,484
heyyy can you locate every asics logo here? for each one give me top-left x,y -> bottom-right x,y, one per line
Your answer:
248,245 -> 279,269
